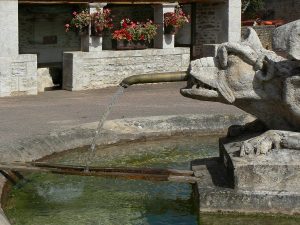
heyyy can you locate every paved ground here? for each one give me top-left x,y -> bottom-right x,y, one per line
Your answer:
0,82 -> 243,145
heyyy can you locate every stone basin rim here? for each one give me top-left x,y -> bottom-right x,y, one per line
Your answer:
0,113 -> 254,225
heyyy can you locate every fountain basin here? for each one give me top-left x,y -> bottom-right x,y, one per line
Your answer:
1,113 -> 299,224
3,135 -> 220,225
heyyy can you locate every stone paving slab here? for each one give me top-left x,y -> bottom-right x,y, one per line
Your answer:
0,82 -> 243,145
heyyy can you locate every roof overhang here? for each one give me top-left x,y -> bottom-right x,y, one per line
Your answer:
19,0 -> 225,4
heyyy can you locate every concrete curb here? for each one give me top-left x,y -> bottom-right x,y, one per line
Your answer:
0,113 -> 254,163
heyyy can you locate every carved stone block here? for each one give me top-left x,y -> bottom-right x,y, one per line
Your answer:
221,138 -> 300,193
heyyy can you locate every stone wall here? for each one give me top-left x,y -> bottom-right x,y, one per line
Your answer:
18,3 -> 190,61
242,25 -> 275,50
0,2 -> 243,96
193,2 -> 224,58
193,0 -> 241,58
19,4 -> 81,65
109,4 -> 153,27
265,0 -> 300,23
0,55 -> 37,97
18,4 -> 155,63
0,1 -> 38,97
63,48 -> 190,91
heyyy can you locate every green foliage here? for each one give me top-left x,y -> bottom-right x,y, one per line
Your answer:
242,0 -> 266,19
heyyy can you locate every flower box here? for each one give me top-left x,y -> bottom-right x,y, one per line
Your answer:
112,18 -> 157,50
116,40 -> 147,50
65,8 -> 113,37
164,6 -> 190,34
164,25 -> 178,35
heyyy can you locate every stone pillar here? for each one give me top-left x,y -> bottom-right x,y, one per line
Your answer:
81,3 -> 107,52
193,0 -> 241,58
227,0 -> 241,42
0,0 -> 37,97
153,3 -> 177,49
0,0 -> 18,56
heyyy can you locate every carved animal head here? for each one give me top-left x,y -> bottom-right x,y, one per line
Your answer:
181,28 -> 300,130
181,54 -> 266,104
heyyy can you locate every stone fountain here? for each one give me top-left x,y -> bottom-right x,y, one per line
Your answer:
121,19 -> 300,214
1,20 -> 300,225
181,20 -> 300,214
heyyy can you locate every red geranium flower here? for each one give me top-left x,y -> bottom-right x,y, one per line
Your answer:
112,18 -> 158,43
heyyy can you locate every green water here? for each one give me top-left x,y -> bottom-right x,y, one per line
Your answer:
3,135 -> 218,225
3,135 -> 299,225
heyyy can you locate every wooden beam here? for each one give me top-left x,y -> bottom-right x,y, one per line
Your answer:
0,161 -> 197,183
0,171 -> 18,185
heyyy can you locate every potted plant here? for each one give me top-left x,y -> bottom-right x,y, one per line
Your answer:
164,6 -> 190,34
91,8 -> 114,36
65,9 -> 91,35
112,18 -> 158,50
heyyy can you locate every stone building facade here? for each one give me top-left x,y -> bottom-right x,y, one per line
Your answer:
241,25 -> 275,50
193,0 -> 241,58
0,0 -> 241,97
265,0 -> 300,23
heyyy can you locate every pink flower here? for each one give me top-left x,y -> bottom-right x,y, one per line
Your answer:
65,24 -> 70,32
122,22 -> 128,28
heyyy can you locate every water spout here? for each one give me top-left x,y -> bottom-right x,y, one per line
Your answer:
120,71 -> 188,88
84,71 -> 188,171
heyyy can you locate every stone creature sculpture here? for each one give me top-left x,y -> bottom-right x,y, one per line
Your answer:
181,20 -> 300,157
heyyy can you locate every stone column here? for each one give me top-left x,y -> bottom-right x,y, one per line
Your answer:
193,0 -> 241,58
0,0 -> 37,97
0,0 -> 18,56
81,3 -> 107,52
153,3 -> 177,49
227,0 -> 241,42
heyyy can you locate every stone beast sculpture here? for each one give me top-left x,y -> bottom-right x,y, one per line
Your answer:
181,23 -> 300,156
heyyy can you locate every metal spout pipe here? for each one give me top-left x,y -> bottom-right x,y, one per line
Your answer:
119,71 -> 188,88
